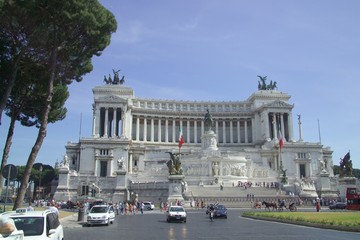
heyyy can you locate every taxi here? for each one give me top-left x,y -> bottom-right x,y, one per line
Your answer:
86,204 -> 115,226
1,208 -> 64,240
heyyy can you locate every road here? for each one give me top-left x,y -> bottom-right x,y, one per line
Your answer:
62,209 -> 359,240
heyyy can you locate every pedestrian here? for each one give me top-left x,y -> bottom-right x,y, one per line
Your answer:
48,202 -> 59,217
26,202 -> 34,211
316,201 -> 321,212
141,202 -> 144,214
0,215 -> 16,237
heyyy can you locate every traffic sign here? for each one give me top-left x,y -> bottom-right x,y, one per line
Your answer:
2,164 -> 17,179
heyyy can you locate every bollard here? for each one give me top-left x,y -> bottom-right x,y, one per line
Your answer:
78,207 -> 85,221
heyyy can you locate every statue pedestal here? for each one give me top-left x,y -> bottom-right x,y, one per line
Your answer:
53,166 -> 70,201
338,177 -> 358,200
318,172 -> 338,198
167,175 -> 184,204
201,130 -> 218,151
112,170 -> 127,203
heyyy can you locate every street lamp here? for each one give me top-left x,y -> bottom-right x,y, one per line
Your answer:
39,165 -> 43,199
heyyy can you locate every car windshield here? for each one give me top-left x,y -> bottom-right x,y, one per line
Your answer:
216,205 -> 226,210
170,207 -> 184,212
90,206 -> 108,213
11,216 -> 44,236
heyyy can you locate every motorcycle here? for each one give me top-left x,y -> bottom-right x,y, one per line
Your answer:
209,209 -> 214,221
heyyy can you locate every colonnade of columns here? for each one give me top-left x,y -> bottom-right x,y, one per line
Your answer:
131,115 -> 253,144
267,112 -> 293,142
92,106 -> 125,138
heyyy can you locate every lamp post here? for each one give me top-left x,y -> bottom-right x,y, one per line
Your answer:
39,165 -> 43,199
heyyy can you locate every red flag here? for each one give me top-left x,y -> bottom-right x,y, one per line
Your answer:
178,126 -> 184,149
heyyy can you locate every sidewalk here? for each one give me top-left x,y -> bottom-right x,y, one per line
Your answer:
60,212 -> 86,228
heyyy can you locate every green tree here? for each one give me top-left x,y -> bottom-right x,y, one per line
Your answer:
0,79 -> 68,193
0,0 -> 117,209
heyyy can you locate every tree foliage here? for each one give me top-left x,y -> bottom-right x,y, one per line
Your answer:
0,0 -> 117,209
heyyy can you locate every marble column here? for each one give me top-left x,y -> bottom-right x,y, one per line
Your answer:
144,117 -> 147,142
194,120 -> 198,143
280,113 -> 285,142
272,113 -> 277,140
172,119 -> 176,143
244,119 -> 248,143
158,118 -> 162,142
237,120 -> 240,143
187,119 -> 190,143
165,119 -> 169,142
151,118 -> 154,142
136,117 -> 140,141
230,120 -> 234,143
104,107 -> 109,138
288,113 -> 294,142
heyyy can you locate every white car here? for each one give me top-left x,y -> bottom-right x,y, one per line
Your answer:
143,201 -> 155,210
166,206 -> 187,223
87,204 -> 115,226
2,208 -> 64,240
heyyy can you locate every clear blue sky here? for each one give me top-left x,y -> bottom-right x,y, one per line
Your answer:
1,0 -> 359,169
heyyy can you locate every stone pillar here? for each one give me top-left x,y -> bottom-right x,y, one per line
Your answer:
187,120 -> 190,143
194,120 -> 198,143
222,120 -> 226,143
144,117 -> 147,141
136,116 -> 140,141
272,113 -> 277,140
92,105 -> 96,137
201,120 -> 204,135
151,118 -> 154,142
237,120 -> 240,143
158,118 -> 162,143
280,113 -> 285,142
104,107 -> 109,138
172,119 -> 176,143
251,118 -> 255,143
230,120 -> 234,143
128,153 -> 133,173
165,119 -> 169,142
244,119 -> 248,143
113,108 -> 117,137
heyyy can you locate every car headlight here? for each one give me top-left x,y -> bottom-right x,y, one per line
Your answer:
101,215 -> 107,219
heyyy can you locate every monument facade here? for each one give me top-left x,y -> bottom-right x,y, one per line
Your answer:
54,81 -> 336,203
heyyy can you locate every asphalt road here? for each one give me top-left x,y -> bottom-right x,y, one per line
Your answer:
62,209 -> 360,240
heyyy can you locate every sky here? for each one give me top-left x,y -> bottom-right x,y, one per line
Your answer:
1,0 -> 359,169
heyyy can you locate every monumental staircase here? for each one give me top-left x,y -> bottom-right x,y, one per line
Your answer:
184,185 -> 299,208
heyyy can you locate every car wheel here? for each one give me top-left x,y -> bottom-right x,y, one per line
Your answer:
184,219 -> 186,223
106,218 -> 110,226
167,218 -> 170,223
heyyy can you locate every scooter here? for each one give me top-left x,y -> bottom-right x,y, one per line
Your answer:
209,210 -> 214,222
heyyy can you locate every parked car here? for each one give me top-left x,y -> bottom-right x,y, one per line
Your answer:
329,202 -> 346,210
166,206 -> 187,223
87,204 -> 115,226
214,204 -> 228,218
2,208 -> 64,240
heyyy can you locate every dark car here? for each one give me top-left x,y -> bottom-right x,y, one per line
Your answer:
329,202 -> 346,210
214,204 -> 227,218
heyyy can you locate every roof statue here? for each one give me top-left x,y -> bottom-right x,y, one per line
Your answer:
104,69 -> 125,85
257,75 -> 277,90
204,109 -> 214,132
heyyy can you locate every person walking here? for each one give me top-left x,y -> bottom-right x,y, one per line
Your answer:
141,202 -> 144,214
316,200 -> 321,212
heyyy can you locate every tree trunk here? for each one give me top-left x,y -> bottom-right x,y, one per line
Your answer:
0,111 -> 17,194
13,49 -> 57,210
